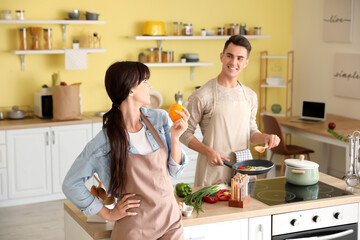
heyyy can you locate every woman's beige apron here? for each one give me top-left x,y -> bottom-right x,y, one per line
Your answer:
111,112 -> 183,240
194,79 -> 251,187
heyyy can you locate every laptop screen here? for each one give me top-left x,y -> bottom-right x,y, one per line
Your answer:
301,101 -> 326,121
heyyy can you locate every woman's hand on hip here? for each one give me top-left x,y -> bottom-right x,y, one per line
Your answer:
171,107 -> 190,139
106,193 -> 140,221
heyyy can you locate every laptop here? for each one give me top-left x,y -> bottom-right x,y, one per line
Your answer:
294,101 -> 326,123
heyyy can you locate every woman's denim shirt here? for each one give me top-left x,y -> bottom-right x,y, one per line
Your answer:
62,107 -> 188,216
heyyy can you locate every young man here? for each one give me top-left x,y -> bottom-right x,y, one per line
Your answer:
180,35 -> 280,187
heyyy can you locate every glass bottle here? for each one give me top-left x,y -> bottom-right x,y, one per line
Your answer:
217,27 -> 225,36
227,23 -> 239,35
183,23 -> 193,36
15,10 -> 25,20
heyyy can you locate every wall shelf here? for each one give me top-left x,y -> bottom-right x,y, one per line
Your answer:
0,19 -> 106,41
144,62 -> 213,80
130,35 -> 270,48
12,48 -> 106,71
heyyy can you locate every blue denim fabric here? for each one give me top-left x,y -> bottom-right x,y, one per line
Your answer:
62,107 -> 188,216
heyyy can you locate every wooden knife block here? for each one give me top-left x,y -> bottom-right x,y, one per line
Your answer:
228,195 -> 250,208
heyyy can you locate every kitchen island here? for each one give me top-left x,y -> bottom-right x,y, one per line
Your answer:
64,173 -> 360,240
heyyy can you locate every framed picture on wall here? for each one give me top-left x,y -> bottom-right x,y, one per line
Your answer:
323,0 -> 354,42
333,54 -> 360,99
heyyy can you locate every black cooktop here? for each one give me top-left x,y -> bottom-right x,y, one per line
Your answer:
250,177 -> 352,206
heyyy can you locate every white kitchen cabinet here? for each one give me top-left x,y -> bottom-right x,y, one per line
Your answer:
248,215 -> 271,240
184,219 -> 248,239
6,124 -> 92,200
172,126 -> 202,186
7,127 -> 52,199
0,168 -> 8,200
92,122 -> 103,138
51,124 -> 92,193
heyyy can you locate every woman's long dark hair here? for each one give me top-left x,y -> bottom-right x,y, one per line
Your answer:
103,61 -> 150,197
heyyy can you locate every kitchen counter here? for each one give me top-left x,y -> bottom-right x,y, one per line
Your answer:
64,173 -> 360,239
0,112 -> 103,130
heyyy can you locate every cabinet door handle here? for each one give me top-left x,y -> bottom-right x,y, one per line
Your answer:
258,224 -> 264,240
45,132 -> 49,146
52,131 -> 55,145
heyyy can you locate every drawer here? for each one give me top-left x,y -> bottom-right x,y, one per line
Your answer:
0,145 -> 5,168
0,131 -> 5,145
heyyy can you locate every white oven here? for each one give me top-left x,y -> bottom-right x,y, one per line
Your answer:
271,203 -> 358,239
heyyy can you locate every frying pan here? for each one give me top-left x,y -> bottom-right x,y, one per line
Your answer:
223,159 -> 274,175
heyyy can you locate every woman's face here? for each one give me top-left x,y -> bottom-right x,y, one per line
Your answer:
130,79 -> 152,106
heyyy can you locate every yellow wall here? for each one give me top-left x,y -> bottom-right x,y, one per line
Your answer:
0,0 -> 292,112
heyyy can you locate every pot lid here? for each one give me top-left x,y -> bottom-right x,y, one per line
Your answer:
285,158 -> 319,169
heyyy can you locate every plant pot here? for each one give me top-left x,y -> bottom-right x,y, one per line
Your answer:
284,157 -> 319,186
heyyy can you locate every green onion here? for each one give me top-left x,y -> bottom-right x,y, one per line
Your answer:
182,185 -> 222,215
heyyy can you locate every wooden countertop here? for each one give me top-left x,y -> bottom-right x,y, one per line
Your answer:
0,112 -> 103,130
64,173 -> 360,239
277,114 -> 360,138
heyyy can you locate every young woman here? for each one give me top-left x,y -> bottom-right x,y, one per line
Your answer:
62,61 -> 189,239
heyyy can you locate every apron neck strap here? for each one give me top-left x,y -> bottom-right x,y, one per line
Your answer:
140,111 -> 165,149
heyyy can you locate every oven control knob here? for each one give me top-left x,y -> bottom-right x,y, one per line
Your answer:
312,215 -> 321,223
290,219 -> 299,226
334,212 -> 343,220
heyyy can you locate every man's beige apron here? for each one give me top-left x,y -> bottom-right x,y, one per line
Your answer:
111,112 -> 183,240
194,80 -> 251,187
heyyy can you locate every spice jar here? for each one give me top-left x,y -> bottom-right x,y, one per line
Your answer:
154,48 -> 162,62
254,26 -> 261,35
146,48 -> 155,63
18,28 -> 27,50
183,23 -> 193,36
217,27 -> 225,36
2,10 -> 12,20
227,23 -> 239,35
15,10 -> 25,20
43,28 -> 52,50
162,51 -> 174,63
173,21 -> 182,36
29,27 -> 42,50
138,52 -> 146,63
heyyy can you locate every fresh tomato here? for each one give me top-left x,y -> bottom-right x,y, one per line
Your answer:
203,195 -> 218,203
328,122 -> 336,130
237,166 -> 248,170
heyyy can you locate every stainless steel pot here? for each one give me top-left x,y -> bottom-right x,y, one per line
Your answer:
284,156 -> 319,186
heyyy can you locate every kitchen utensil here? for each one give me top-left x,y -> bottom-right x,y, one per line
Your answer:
68,10 -> 80,20
254,145 -> 268,153
7,105 -> 26,119
284,155 -> 319,186
345,131 -> 360,188
85,11 -> 99,20
223,159 -> 274,175
143,21 -> 165,36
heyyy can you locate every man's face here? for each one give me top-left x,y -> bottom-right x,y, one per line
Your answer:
220,43 -> 249,79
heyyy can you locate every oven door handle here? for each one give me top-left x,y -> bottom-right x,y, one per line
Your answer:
287,229 -> 354,240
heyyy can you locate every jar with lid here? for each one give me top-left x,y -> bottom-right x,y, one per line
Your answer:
183,23 -> 193,36
217,27 -> 225,36
43,28 -> 52,50
240,23 -> 246,35
138,52 -> 146,63
146,48 -> 162,63
162,51 -> 174,63
18,28 -> 27,50
254,26 -> 261,35
227,23 -> 239,35
2,10 -> 12,20
15,10 -> 25,20
173,21 -> 182,36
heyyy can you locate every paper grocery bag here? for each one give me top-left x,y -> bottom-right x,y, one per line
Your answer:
52,85 -> 81,121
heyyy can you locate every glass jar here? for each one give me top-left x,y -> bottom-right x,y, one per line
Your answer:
254,26 -> 261,35
43,28 -> 52,50
2,10 -> 12,20
15,10 -> 25,20
146,48 -> 155,63
217,27 -> 225,36
183,23 -> 193,36
240,23 -> 246,35
138,52 -> 146,63
29,27 -> 42,50
173,21 -> 182,36
227,23 -> 239,35
162,51 -> 174,63
73,40 -> 80,49
18,28 -> 27,50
